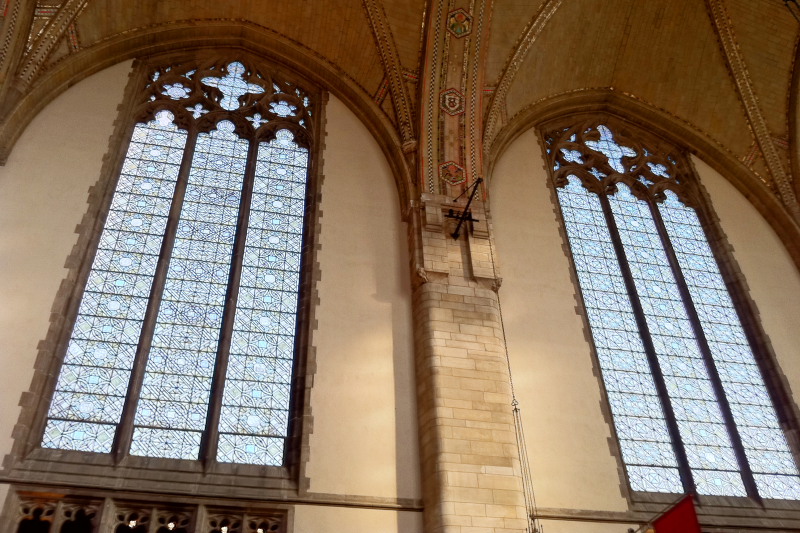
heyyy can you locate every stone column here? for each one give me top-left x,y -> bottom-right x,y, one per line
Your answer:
410,193 -> 528,533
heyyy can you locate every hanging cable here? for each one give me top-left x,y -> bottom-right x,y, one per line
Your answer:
481,187 -> 544,533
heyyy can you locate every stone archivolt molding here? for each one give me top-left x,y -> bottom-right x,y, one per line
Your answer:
0,24 -> 414,212
482,0 -> 562,162
705,0 -> 800,218
361,0 -> 416,148
0,54 -> 320,501
488,89 -> 800,270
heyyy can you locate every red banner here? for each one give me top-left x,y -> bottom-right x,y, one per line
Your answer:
653,495 -> 701,533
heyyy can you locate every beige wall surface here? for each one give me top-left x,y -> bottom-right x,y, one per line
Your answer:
538,520 -> 636,533
693,157 -> 800,411
490,127 -> 629,513
305,95 -> 420,501
0,60 -> 134,504
293,505 -> 422,533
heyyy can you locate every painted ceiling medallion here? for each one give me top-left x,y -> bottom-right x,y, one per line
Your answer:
439,88 -> 465,116
439,161 -> 466,186
446,9 -> 472,38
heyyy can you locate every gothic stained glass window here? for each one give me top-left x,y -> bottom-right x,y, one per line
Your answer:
546,120 -> 800,500
41,60 -> 315,466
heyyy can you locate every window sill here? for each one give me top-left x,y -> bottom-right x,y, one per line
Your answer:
1,448 -> 299,501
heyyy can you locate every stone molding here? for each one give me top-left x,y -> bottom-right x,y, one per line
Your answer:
0,52 -> 326,502
487,88 -> 800,273
0,22 -> 414,216
482,0 -> 562,161
361,0 -> 416,146
535,114 -> 800,529
705,0 -> 800,219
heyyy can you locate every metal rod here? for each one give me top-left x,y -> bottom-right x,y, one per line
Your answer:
451,177 -> 483,240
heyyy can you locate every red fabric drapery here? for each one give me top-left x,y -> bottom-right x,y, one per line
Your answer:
653,495 -> 701,533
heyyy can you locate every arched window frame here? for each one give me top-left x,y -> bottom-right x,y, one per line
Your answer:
540,114 -> 800,505
0,53 -> 324,498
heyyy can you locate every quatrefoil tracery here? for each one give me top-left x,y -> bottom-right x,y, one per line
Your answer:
139,59 -> 314,148
545,118 -> 696,206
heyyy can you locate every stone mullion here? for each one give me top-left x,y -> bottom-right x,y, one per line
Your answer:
598,191 -> 697,495
112,127 -> 199,461
411,196 -> 527,533
199,135 -> 258,468
648,199 -> 760,500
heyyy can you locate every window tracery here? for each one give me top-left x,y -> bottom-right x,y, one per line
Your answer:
39,58 -> 315,467
545,117 -> 800,500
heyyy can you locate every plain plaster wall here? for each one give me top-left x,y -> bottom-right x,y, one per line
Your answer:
0,60 -> 134,505
693,156 -> 800,414
293,505 -> 422,533
490,127 -> 629,513
305,95 -> 421,502
0,63 -> 421,526
491,128 -> 800,523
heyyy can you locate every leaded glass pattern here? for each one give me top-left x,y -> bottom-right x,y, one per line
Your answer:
557,177 -> 683,493
547,119 -> 800,500
659,192 -> 800,499
41,59 -> 314,466
217,130 -> 308,465
608,185 -> 745,496
43,111 -> 187,453
130,122 -> 249,460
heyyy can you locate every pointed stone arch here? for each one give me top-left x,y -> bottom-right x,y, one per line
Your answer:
487,88 -> 800,270
0,21 -> 415,214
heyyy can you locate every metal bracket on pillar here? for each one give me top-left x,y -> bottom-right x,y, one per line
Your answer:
445,177 -> 483,239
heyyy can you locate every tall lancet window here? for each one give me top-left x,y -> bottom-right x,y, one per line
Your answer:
545,119 -> 800,500
40,60 -> 315,466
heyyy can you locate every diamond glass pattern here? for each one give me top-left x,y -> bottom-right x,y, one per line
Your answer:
130,121 -> 249,460
659,191 -> 800,499
557,176 -> 683,493
44,60 -> 314,466
217,130 -> 308,466
608,184 -> 746,496
42,111 -> 187,453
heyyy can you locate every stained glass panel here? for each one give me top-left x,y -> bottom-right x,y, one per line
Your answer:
557,176 -> 683,493
43,111 -> 187,453
608,184 -> 746,497
217,130 -> 308,465
551,121 -> 800,500
201,62 -> 264,112
42,60 -> 314,466
130,120 -> 249,460
659,191 -> 800,499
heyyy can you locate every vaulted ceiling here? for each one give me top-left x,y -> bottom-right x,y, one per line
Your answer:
0,0 -> 798,225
